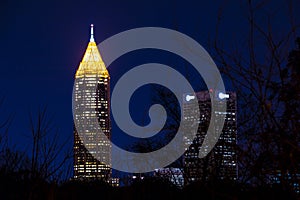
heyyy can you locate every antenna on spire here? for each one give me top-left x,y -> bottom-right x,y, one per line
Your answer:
90,24 -> 95,42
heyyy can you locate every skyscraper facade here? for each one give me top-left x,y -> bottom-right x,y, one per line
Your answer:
183,90 -> 237,184
73,25 -> 111,180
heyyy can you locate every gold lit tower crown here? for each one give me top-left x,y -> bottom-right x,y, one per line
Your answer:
76,24 -> 109,78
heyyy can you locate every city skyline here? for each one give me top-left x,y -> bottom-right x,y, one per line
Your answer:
71,25 -> 236,184
1,0 -> 298,156
0,0 -> 299,198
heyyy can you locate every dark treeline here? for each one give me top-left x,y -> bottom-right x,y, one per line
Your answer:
0,175 -> 298,200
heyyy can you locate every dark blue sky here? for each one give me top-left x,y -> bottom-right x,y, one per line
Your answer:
0,0 -> 299,167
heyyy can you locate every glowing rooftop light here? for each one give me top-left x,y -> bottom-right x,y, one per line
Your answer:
90,24 -> 95,42
218,92 -> 229,99
186,94 -> 195,102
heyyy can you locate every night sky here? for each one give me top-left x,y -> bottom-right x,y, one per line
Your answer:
0,0 -> 299,175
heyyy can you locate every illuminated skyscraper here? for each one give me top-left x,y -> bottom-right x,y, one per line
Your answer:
73,25 -> 111,181
183,90 -> 237,184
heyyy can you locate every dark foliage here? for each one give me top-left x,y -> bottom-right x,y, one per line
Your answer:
0,170 -> 298,200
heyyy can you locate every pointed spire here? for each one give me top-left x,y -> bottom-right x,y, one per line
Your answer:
75,24 -> 109,78
90,24 -> 95,42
